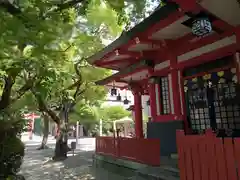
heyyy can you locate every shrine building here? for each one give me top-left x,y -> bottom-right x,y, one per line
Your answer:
89,0 -> 240,179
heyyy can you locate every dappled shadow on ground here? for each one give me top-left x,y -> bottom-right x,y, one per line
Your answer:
20,145 -> 136,180
20,145 -> 96,180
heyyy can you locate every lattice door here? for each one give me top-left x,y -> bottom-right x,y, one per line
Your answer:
184,68 -> 240,132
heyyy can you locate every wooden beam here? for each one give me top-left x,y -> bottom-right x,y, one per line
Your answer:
95,59 -> 154,85
146,10 -> 185,38
171,0 -> 200,13
97,57 -> 139,67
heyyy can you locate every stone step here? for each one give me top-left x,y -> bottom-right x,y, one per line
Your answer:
160,156 -> 178,168
124,176 -> 136,180
161,166 -> 179,174
170,154 -> 178,160
136,166 -> 180,180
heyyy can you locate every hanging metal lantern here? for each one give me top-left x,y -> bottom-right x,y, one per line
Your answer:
123,98 -> 130,105
148,76 -> 158,84
123,89 -> 129,105
192,17 -> 212,37
146,99 -> 150,106
111,87 -> 117,96
116,93 -> 122,101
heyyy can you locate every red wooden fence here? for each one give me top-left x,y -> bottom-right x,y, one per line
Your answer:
96,136 -> 160,166
177,130 -> 240,180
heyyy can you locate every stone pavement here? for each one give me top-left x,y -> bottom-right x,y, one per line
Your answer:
20,145 -> 134,180
20,135 -> 179,180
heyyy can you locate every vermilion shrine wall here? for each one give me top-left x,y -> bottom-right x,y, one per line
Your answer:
146,49 -> 240,155
91,0 -> 240,156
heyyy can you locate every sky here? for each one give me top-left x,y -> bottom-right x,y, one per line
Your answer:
101,0 -> 160,46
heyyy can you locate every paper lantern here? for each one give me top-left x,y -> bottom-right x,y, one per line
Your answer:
192,17 -> 212,37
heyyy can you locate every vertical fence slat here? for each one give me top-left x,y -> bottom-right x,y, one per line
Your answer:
198,134 -> 208,180
204,133 -> 212,180
177,130 -> 187,180
177,131 -> 240,180
215,138 -> 228,180
95,136 -> 160,166
185,135 -> 194,180
205,132 -> 218,180
234,138 -> 240,178
191,135 -> 201,180
211,136 -> 219,180
224,138 -> 238,180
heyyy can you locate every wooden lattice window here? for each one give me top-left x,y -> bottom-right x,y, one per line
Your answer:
159,76 -> 170,115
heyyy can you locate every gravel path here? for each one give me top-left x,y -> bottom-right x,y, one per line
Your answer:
20,146 -> 94,179
20,145 -> 134,180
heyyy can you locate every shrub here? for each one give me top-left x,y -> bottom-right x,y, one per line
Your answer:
0,110 -> 26,178
0,136 -> 25,177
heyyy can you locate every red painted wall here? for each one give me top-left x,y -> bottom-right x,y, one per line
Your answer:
149,47 -> 239,130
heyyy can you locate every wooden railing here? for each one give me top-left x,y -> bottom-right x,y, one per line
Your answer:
177,130 -> 240,180
96,136 -> 160,166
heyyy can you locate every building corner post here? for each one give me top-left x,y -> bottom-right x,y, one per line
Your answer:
132,87 -> 144,138
148,81 -> 157,120
169,53 -> 182,118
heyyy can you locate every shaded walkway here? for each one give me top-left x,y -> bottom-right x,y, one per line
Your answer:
20,145 -> 94,179
20,145 -> 135,180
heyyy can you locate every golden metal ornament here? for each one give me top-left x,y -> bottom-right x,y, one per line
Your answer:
192,83 -> 198,89
192,77 -> 197,82
232,75 -> 237,83
217,71 -> 224,77
184,80 -> 188,85
231,68 -> 236,74
218,78 -> 226,83
203,74 -> 211,80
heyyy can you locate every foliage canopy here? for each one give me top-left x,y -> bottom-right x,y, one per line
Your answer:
0,0 -> 161,126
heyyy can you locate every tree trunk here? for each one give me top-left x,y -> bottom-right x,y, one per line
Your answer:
33,91 -> 73,160
52,123 -> 69,160
37,113 -> 49,150
52,108 -> 71,160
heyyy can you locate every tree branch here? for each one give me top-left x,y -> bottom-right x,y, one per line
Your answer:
64,79 -> 81,90
76,88 -> 86,98
0,1 -> 21,15
11,75 -> 40,104
0,0 -> 87,17
57,0 -> 86,11
0,69 -> 20,110
74,63 -> 81,77
64,63 -> 83,90
32,89 -> 61,125
73,82 -> 81,99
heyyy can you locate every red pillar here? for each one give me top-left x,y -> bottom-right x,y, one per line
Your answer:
133,90 -> 144,138
234,52 -> 240,82
169,53 -> 182,118
236,26 -> 240,49
28,119 -> 33,140
170,69 -> 182,116
236,27 -> 240,82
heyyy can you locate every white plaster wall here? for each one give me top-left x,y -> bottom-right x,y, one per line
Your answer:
103,89 -> 149,118
102,89 -> 134,108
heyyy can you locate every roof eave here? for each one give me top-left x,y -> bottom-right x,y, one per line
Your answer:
87,2 -> 179,65
95,59 -> 154,85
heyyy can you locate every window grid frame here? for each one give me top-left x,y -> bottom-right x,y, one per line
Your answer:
159,76 -> 171,115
